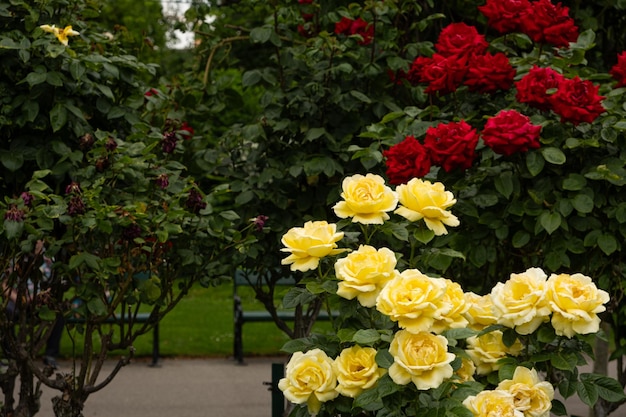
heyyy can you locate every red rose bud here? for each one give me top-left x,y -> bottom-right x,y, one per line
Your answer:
186,189 -> 207,213
252,215 -> 269,231
383,136 -> 432,185
161,131 -> 178,154
155,174 -> 169,190
435,23 -> 489,58
180,122 -> 194,139
105,136 -> 118,151
549,76 -> 605,125
423,121 -> 479,172
122,223 -> 142,241
65,182 -> 82,195
610,51 -> 626,88
20,192 -> 33,207
478,0 -> 532,34
481,110 -> 542,156
79,133 -> 95,151
68,195 -> 85,216
515,66 -> 564,111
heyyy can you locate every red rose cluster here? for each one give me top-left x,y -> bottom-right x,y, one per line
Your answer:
516,66 -> 605,125
407,22 -> 515,95
334,16 -> 374,45
479,0 -> 579,48
384,111 -> 543,184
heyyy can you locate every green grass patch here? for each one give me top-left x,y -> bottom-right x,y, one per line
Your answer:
59,283 -> 295,359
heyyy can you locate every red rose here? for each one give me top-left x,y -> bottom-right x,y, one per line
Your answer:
515,66 -> 564,111
478,0 -> 532,34
423,121 -> 479,172
481,110 -> 542,156
435,22 -> 489,58
549,76 -> 605,125
463,52 -> 516,94
298,0 -> 313,3
610,51 -> 626,88
180,121 -> 194,139
383,136 -> 432,185
520,0 -> 578,48
407,53 -> 468,95
334,17 -> 374,45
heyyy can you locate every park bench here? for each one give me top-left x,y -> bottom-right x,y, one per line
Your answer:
233,269 -> 337,364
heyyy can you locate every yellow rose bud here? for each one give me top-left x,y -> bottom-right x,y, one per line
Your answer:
278,349 -> 339,415
546,273 -> 610,338
388,330 -> 455,390
497,366 -> 554,417
463,389 -> 523,417
376,269 -> 448,334
466,330 -> 523,375
463,292 -> 498,330
333,345 -> 386,398
335,245 -> 398,307
430,278 -> 469,334
281,220 -> 345,272
394,178 -> 459,235
490,268 -> 551,335
333,174 -> 398,224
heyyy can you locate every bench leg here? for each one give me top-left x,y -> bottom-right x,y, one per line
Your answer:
234,319 -> 244,365
150,323 -> 160,367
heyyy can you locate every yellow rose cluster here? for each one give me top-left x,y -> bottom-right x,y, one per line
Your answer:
278,173 -> 612,416
464,366 -> 554,417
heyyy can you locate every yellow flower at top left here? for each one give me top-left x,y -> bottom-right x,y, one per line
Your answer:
40,24 -> 80,46
333,174 -> 398,224
281,220 -> 345,272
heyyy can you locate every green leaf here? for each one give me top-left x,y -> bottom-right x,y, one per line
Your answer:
526,152 -> 545,176
562,174 -> 586,191
69,60 -> 86,80
580,374 -> 626,402
352,329 -> 381,345
350,90 -> 372,103
375,349 -> 394,369
413,228 -> 434,244
3,219 -> 23,240
46,71 -> 63,86
50,103 -> 68,132
577,379 -> 599,407
305,128 -> 326,141
512,230 -> 530,248
24,71 -> 47,86
0,150 -> 24,172
494,171 -> 514,199
541,147 -> 566,165
281,287 -> 315,309
250,26 -> 272,43
86,297 -> 108,316
539,211 -> 561,235
571,194 -> 594,213
597,234 -> 618,255
242,70 -> 262,87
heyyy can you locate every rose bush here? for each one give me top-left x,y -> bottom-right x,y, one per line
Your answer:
278,174 -> 622,417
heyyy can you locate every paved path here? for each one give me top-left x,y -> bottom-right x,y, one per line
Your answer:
33,356 -> 624,417
38,356 -> 287,417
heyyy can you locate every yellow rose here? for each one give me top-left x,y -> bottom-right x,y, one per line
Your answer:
463,292 -> 498,331
455,357 -> 476,382
281,221 -> 345,272
376,269 -> 448,334
394,178 -> 459,235
497,366 -> 554,417
335,245 -> 398,307
388,330 -> 455,390
333,345 -> 386,398
40,24 -> 80,46
333,174 -> 398,224
490,268 -> 551,335
466,330 -> 523,375
430,278 -> 469,334
545,273 -> 610,338
463,389 -> 524,417
278,349 -> 339,415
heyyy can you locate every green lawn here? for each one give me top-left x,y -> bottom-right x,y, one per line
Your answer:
59,283 -> 294,359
